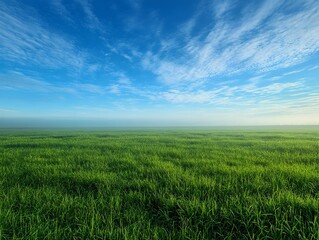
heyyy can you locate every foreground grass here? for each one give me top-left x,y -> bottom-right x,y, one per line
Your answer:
0,127 -> 318,239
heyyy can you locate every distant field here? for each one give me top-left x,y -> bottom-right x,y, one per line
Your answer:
0,127 -> 318,239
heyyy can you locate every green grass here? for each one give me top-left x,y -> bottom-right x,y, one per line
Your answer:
0,127 -> 318,239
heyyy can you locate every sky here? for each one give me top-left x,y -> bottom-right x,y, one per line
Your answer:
0,0 -> 319,127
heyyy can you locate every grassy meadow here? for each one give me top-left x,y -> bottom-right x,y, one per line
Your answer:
0,127 -> 318,239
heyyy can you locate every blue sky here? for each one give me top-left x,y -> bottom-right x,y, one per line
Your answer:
0,0 -> 318,126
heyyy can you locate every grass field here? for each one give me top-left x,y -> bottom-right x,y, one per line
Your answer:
0,127 -> 318,239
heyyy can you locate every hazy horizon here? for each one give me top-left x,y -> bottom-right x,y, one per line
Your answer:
0,117 -> 318,129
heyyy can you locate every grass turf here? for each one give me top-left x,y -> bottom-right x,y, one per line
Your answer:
0,127 -> 318,239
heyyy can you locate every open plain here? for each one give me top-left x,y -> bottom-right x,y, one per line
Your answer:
0,127 -> 318,239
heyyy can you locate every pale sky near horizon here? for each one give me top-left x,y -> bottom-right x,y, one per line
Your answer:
0,0 -> 319,126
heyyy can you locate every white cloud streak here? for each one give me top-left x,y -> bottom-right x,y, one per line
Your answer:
0,2 -> 86,70
0,72 -> 109,95
75,0 -> 106,34
142,0 -> 319,85
156,81 -> 304,104
0,72 -> 75,93
51,0 -> 74,24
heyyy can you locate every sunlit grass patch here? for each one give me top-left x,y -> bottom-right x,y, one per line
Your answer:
0,128 -> 318,239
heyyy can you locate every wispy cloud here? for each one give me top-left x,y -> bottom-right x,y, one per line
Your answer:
155,81 -> 304,104
0,72 -> 76,93
308,65 -> 319,71
50,0 -> 74,24
142,0 -> 319,85
238,82 -> 303,95
74,0 -> 106,34
0,1 -> 86,70
211,0 -> 234,19
107,73 -> 137,95
0,71 -> 108,95
282,68 -> 307,76
0,108 -> 16,113
73,83 -> 105,94
127,0 -> 141,11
